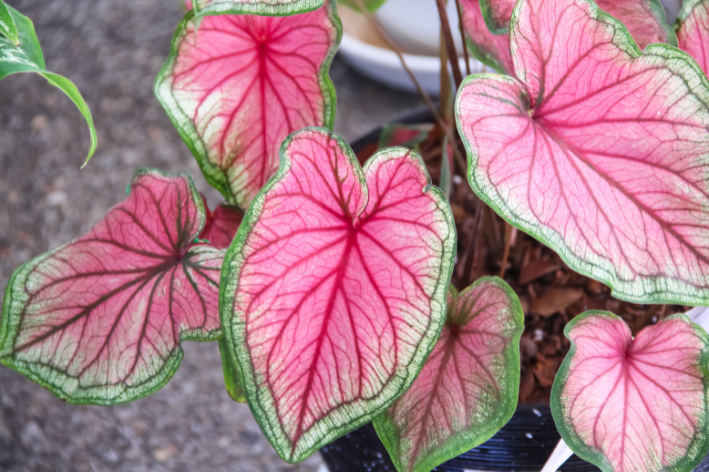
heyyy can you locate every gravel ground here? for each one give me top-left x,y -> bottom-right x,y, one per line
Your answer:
0,0 -> 423,470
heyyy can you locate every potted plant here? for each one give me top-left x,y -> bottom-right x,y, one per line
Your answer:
3,0 -> 709,471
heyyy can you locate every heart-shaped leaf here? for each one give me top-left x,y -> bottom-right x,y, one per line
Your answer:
201,203 -> 243,249
551,312 -> 709,472
676,0 -> 709,75
191,0 -> 323,17
374,278 -> 523,472
0,0 -> 18,45
155,3 -> 340,209
460,0 -> 513,74
0,169 -> 224,405
1,4 -> 96,165
456,0 -> 709,305
480,0 -> 674,49
220,128 -> 456,462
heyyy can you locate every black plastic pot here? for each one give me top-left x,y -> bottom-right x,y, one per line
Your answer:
320,109 -> 709,472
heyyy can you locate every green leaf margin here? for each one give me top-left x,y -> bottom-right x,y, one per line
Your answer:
674,0 -> 708,31
456,0 -> 709,306
193,0 -> 324,18
373,277 -> 524,472
550,311 -> 709,472
338,0 -> 389,13
219,127 -> 457,463
479,0 -> 676,45
154,2 -> 342,208
0,168 -> 220,406
0,4 -> 96,165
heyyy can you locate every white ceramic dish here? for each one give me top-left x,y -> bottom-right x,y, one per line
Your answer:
336,5 -> 486,96
338,33 -> 479,96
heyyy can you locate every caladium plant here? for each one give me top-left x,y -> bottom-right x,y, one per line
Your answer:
220,128 -> 456,461
5,0 -> 709,471
155,0 -> 340,209
456,0 -> 709,306
551,312 -> 709,472
374,278 -> 524,472
1,169 -> 224,404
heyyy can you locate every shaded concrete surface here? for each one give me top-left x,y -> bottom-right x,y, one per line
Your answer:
0,0 -> 423,470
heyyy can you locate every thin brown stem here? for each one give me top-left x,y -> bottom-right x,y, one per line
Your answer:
454,0 -> 471,76
351,0 -> 466,172
499,222 -> 513,278
435,0 -> 464,88
461,199 -> 485,285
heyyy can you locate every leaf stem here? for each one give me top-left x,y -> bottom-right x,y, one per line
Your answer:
454,0 -> 471,76
349,0 -> 466,170
435,0 -> 464,88
499,222 -> 513,278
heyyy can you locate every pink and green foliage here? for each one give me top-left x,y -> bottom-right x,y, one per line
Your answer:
551,312 -> 709,472
460,0 -> 513,74
155,2 -> 340,209
377,123 -> 434,150
0,169 -> 224,405
200,202 -> 243,249
676,0 -> 709,76
374,278 -> 524,472
456,0 -> 709,305
479,0 -> 675,49
220,128 -> 456,462
190,0 -> 324,18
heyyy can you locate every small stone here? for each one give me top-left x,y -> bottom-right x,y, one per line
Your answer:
218,436 -> 231,449
45,191 -> 67,207
21,421 -> 49,453
31,114 -> 48,131
152,447 -> 172,462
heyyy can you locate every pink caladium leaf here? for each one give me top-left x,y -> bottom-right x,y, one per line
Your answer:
200,202 -> 243,249
551,312 -> 709,472
155,2 -> 340,209
480,0 -> 675,49
220,128 -> 456,462
0,169 -> 224,405
190,0 -> 324,18
676,0 -> 709,75
456,0 -> 709,305
460,0 -> 514,74
373,278 -> 524,472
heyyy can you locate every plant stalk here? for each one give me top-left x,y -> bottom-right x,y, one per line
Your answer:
499,222 -> 513,278
350,0 -> 466,171
435,0 -> 464,88
454,0 -> 471,76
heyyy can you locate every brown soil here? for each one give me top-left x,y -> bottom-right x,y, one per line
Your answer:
356,125 -> 692,404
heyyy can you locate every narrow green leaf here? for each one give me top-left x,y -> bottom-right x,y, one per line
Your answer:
218,337 -> 245,403
0,0 -> 18,45
0,4 -> 96,165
